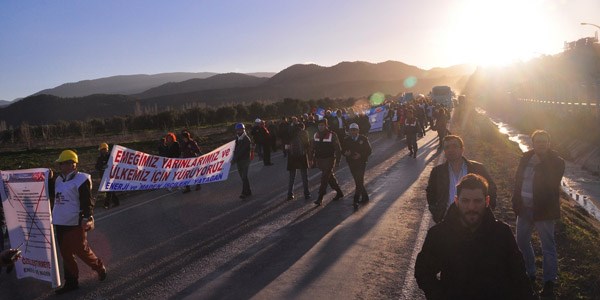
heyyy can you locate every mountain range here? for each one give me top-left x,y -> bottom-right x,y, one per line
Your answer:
0,61 -> 475,126
33,72 -> 244,98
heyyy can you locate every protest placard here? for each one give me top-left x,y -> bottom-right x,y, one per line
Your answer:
0,168 -> 61,287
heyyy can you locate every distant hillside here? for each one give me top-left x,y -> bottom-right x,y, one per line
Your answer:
246,72 -> 277,78
0,100 -> 11,108
136,73 -> 269,99
266,61 -> 424,86
2,60 -> 475,126
423,64 -> 476,78
33,72 -> 219,98
0,94 -> 136,126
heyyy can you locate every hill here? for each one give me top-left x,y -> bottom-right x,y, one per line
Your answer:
0,94 -> 136,126
1,60 -> 475,126
136,73 -> 270,99
0,100 -> 11,108
33,72 -> 219,98
136,60 -> 472,109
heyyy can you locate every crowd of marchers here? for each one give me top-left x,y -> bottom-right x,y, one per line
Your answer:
1,94 -> 565,299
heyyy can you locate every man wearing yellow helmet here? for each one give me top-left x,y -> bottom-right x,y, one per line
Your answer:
51,149 -> 107,295
95,143 -> 119,208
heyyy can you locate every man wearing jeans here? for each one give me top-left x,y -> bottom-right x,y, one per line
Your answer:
511,130 -> 565,298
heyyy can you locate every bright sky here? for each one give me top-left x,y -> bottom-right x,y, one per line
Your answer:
1,0 -> 598,101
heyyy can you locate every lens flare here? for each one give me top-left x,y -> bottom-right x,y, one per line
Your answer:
369,92 -> 385,106
404,76 -> 417,88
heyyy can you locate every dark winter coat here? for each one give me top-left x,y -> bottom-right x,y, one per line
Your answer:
233,133 -> 252,163
357,115 -> 371,135
415,204 -> 535,300
165,142 -> 181,158
426,158 -> 498,223
341,135 -> 372,165
404,117 -> 421,138
287,125 -> 310,171
312,129 -> 341,160
181,139 -> 202,158
251,125 -> 270,145
511,149 -> 565,221
433,111 -> 449,132
95,152 -> 110,172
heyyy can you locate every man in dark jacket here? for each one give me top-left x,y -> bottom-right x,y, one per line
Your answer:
415,174 -> 535,300
95,143 -> 119,208
357,112 -> 371,135
342,123 -> 372,210
180,131 -> 202,193
433,108 -> 449,149
311,118 -> 343,206
511,130 -> 564,298
426,135 -> 497,223
252,120 -> 273,166
233,123 -> 253,199
277,117 -> 290,157
286,120 -> 311,200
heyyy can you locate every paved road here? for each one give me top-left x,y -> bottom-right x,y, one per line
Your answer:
0,131 -> 444,300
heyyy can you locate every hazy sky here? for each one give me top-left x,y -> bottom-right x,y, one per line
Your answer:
1,0 -> 598,100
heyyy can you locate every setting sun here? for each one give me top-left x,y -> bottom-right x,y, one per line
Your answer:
445,0 -> 559,66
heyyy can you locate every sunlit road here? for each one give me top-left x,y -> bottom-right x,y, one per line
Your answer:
1,131 -> 444,300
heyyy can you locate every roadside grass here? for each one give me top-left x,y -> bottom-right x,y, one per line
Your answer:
452,105 -> 600,299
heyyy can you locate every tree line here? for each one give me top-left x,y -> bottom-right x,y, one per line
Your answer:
0,97 -> 359,148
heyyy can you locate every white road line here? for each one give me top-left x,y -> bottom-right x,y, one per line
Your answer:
399,207 -> 430,300
399,118 -> 451,299
95,191 -> 177,222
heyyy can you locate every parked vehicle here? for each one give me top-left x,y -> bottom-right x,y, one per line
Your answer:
431,86 -> 454,108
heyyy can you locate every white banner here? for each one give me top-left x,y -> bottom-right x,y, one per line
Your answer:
99,140 -> 235,192
0,168 -> 61,287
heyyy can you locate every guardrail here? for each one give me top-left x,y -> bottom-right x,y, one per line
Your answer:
518,98 -> 598,107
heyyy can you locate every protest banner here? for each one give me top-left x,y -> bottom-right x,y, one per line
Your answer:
0,168 -> 61,287
99,140 -> 235,192
366,106 -> 387,132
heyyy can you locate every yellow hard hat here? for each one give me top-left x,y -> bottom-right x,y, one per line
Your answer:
56,150 -> 79,164
98,142 -> 109,150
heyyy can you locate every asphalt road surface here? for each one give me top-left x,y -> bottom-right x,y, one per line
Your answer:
1,131 -> 444,300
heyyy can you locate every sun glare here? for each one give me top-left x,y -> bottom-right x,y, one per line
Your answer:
446,0 -> 554,67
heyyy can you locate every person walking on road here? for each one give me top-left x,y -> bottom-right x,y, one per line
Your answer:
286,120 -> 312,200
415,173 -> 536,300
311,118 -> 343,206
95,142 -> 119,209
433,107 -> 450,149
252,120 -> 273,166
51,150 -> 107,295
403,109 -> 421,158
426,135 -> 497,223
342,123 -> 372,210
180,130 -> 203,193
233,123 -> 253,199
511,130 -> 565,298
